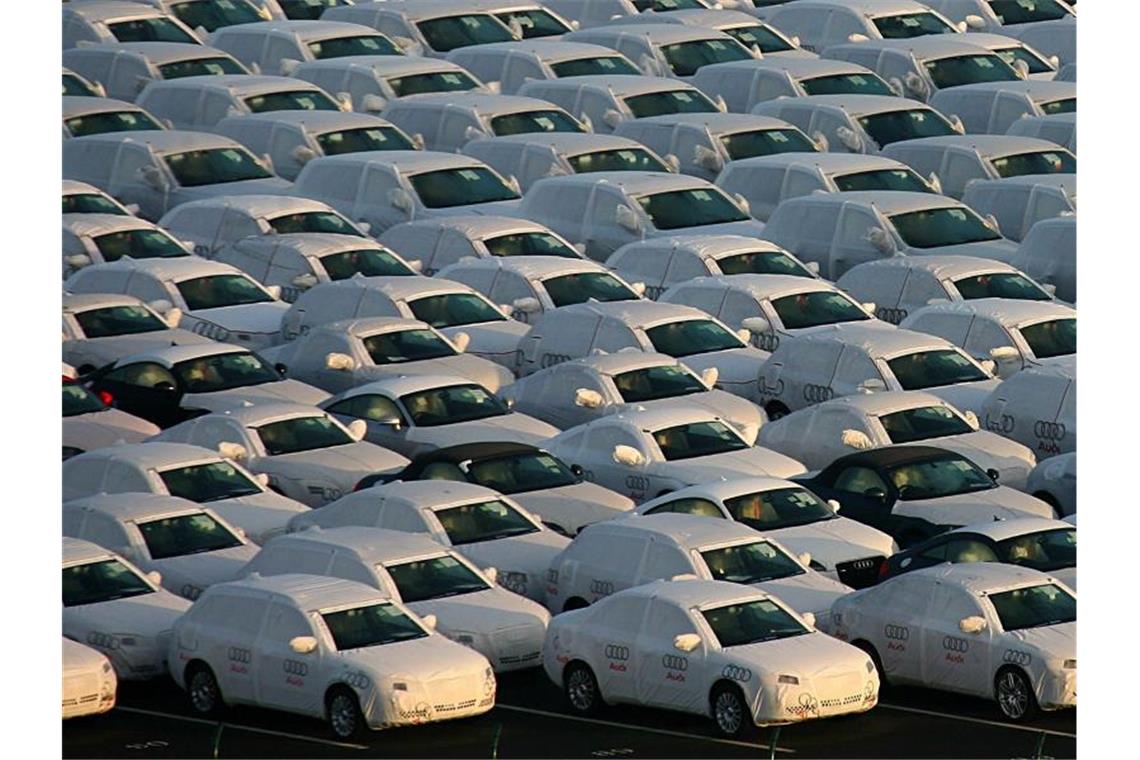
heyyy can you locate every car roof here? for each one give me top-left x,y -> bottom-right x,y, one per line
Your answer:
563,350 -> 685,376
604,404 -> 728,432
204,402 -> 331,427
368,479 -> 507,509
62,213 -> 155,236
590,513 -> 760,549
73,441 -> 230,468
967,172 -> 1075,194
115,341 -> 247,366
802,189 -> 965,214
65,41 -> 237,65
216,20 -> 382,42
77,256 -> 244,283
642,9 -> 769,30
62,292 -> 147,312
840,253 -> 1017,278
830,443 -> 965,469
65,493 -> 207,523
530,74 -> 697,96
807,389 -> 964,417
646,475 -> 807,504
905,561 -> 1061,594
955,33 -> 1038,51
1009,354 -> 1075,381
312,316 -> 431,338
613,234 -> 790,260
797,322 -> 952,356
297,55 -> 472,77
542,299 -> 707,329
219,572 -> 389,610
148,74 -> 326,97
446,255 -> 602,279
465,132 -> 648,156
388,92 -> 570,116
308,150 -> 486,174
937,80 -> 1075,102
166,193 -> 333,218
453,40 -> 625,62
383,215 -> 553,239
774,94 -> 931,115
304,275 -> 469,301
826,35 -> 1005,60
63,179 -> 107,195
776,0 -> 937,12
615,577 -> 771,607
63,535 -> 117,565
908,297 -> 1075,327
222,110 -> 399,133
340,373 -> 482,399
728,152 -> 906,174
948,517 -> 1073,543
63,96 -> 148,119
223,232 -> 387,257
68,129 -> 241,154
531,170 -> 706,195
342,0 -> 498,21
574,23 -> 744,45
683,273 -> 834,300
886,134 -> 1069,158
708,57 -> 871,77
628,112 -> 796,134
409,441 -> 541,465
67,1 -> 173,22
271,526 -> 450,564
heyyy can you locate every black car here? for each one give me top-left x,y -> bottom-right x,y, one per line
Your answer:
795,445 -> 1004,548
879,521 -> 1077,583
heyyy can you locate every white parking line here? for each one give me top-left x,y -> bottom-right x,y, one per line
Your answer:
879,703 -> 1077,738
496,703 -> 796,754
115,706 -> 369,750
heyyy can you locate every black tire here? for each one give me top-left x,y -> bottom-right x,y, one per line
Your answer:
326,686 -> 366,740
765,401 -> 790,420
563,597 -> 589,612
563,662 -> 602,716
851,640 -> 888,688
994,667 -> 1039,722
710,682 -> 754,739
185,662 -> 223,717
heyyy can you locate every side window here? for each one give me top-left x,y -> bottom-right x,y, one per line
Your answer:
330,553 -> 380,587
80,513 -> 131,553
596,596 -> 650,633
124,273 -> 174,305
837,205 -> 879,248
263,602 -> 314,644
218,209 -> 262,244
437,110 -> 477,152
586,187 -> 629,230
215,595 -> 269,638
992,92 -> 1032,133
964,317 -> 1016,361
783,167 -> 826,201
382,506 -> 432,534
822,10 -> 864,48
720,290 -> 764,327
665,252 -> 710,284
833,466 -> 889,495
752,71 -> 792,102
642,600 -> 698,638
109,145 -> 157,190
929,583 -> 985,623
796,203 -> 843,254
104,362 -> 176,388
912,313 -> 971,347
944,538 -> 1000,564
671,285 -> 726,318
646,498 -> 724,518
942,151 -> 985,198
264,36 -> 301,71
583,533 -> 647,582
361,167 -> 399,207
585,424 -> 640,456
328,394 -> 406,425
533,186 -> 589,232
899,271 -> 948,312
63,459 -> 108,495
918,539 -> 949,562
200,92 -> 237,127
833,345 -> 883,391
102,462 -> 151,493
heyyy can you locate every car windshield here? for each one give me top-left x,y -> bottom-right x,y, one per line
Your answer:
63,559 -> 154,607
988,582 -> 1075,632
858,108 -> 957,147
107,18 -> 198,44
995,529 -> 1076,573
388,71 -> 481,97
886,455 -> 996,499
385,554 -> 490,603
993,46 -> 1054,75
361,328 -> 456,365
417,14 -> 514,52
716,250 -> 814,277
466,452 -> 578,493
494,9 -> 571,38
256,415 -> 353,455
801,72 -> 893,96
490,109 -> 583,136
543,272 -> 637,306
320,249 -> 414,279
1019,317 -> 1076,359
63,383 -> 107,417
988,0 -> 1071,24
991,150 -> 1075,177
613,364 -> 705,403
772,290 -> 870,329
321,602 -> 427,650
878,405 -> 974,443
953,272 -> 1052,300
75,305 -> 168,338
317,126 -> 415,155
702,540 -> 805,584
701,598 -> 809,647
568,148 -> 669,173
660,39 -> 753,77
725,487 -> 836,530
408,292 -> 506,327
66,110 -> 162,138
925,54 -> 1019,89
833,168 -> 932,192
646,318 -> 744,357
890,206 -> 1001,248
163,147 -> 271,187
159,460 -> 264,502
433,499 -> 539,544
484,232 -> 579,257
634,0 -> 706,8
175,274 -> 272,310
652,420 -> 749,461
267,211 -> 362,236
244,89 -> 339,113
171,351 -> 279,393
400,384 -> 508,427
159,56 -> 247,79
410,167 -> 520,208
624,89 -> 718,118
308,34 -> 402,59
638,188 -> 748,230
170,0 -> 261,32
551,56 -> 641,77
887,349 -> 989,390
872,12 -> 956,38
92,229 -> 189,262
721,128 -> 818,160
1041,98 -> 1076,115
137,512 -> 243,560
722,24 -> 795,53
64,73 -> 99,97
280,0 -> 345,20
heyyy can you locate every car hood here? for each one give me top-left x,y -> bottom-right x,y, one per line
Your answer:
510,481 -> 635,532
65,329 -> 213,367
657,447 -> 807,484
189,302 -> 289,336
654,219 -> 766,240
924,431 -> 1035,491
769,516 -> 896,569
409,415 -> 559,451
752,571 -> 851,621
440,321 -> 529,359
917,239 -> 1019,264
361,354 -> 515,393
338,630 -> 489,677
64,408 -> 160,450
921,379 -> 1001,416
67,590 -> 190,634
675,348 -> 771,391
258,442 -> 408,487
619,391 -> 765,444
207,490 -> 310,545
152,543 -> 259,596
1005,621 -> 1075,662
893,485 -> 1053,525
405,587 -> 548,634
726,630 -> 869,677
184,379 -> 328,412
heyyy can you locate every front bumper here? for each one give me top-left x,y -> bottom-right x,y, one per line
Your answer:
1039,670 -> 1076,710
753,675 -> 878,725
363,674 -> 496,730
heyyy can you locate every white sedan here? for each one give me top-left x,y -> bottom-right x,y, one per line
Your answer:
62,638 -> 117,720
545,407 -> 806,502
543,578 -> 879,737
831,563 -> 1075,721
63,537 -> 190,681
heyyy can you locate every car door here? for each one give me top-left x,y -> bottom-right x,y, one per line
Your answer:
872,575 -> 932,684
920,582 -> 993,697
584,186 -> 638,261
634,597 -> 704,712
255,601 -> 323,713
212,594 -> 270,704
591,595 -> 650,704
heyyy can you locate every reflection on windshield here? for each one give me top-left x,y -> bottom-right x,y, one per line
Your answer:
721,128 -> 818,160
996,529 -> 1076,573
568,149 -> 669,173
408,293 -> 506,328
624,90 -> 718,119
801,73 -> 893,97
613,364 -> 704,403
66,110 -> 162,138
701,599 -> 809,647
172,351 -> 279,393
725,487 -> 836,530
159,56 -> 247,79
652,420 -> 749,461
1019,318 -> 1075,359
159,460 -> 264,502
484,232 -> 579,258
858,108 -> 957,147
638,188 -> 748,230
661,39 -> 753,77
268,212 -> 362,236
772,290 -> 870,329
321,248 -> 414,279
93,229 -> 189,262
543,272 -> 636,307
385,554 -> 490,602
138,512 -> 243,560
953,272 -> 1051,301
389,71 -> 480,97
989,583 -> 1075,632
362,328 -> 456,365
467,452 -> 577,494
886,456 -> 996,500
434,500 -> 538,545
717,250 -> 814,277
317,127 -> 414,155
176,275 -> 272,311
890,207 -> 1001,249
925,54 -> 1019,89
400,384 -> 507,427
887,349 -> 989,390
321,603 -> 427,650
257,415 -> 353,455
646,319 -> 744,358
410,167 -> 519,209
702,541 -> 805,584
879,405 -> 973,444
63,559 -> 154,607
76,305 -> 168,338
551,56 -> 640,77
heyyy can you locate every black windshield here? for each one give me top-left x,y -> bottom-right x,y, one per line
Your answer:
466,452 -> 578,494
717,250 -> 814,277
772,290 -> 870,329
638,188 -> 748,230
624,90 -> 718,118
159,460 -> 263,502
385,554 -> 490,602
321,602 -> 427,650
388,71 -> 480,97
320,249 -> 414,279
400,384 -> 508,427
93,229 -> 189,262
267,211 -> 362,236
434,499 -> 539,544
702,541 -> 805,584
308,35 -> 402,59
159,56 -> 246,79
721,128 -> 818,160
725,487 -> 836,530
833,168 -> 932,193
953,272 -> 1052,301
164,148 -> 271,187
410,167 -> 519,209
108,18 -> 198,44
890,206 -> 1001,249
408,293 -> 506,328
484,232 -> 579,258
661,39 -> 753,77
701,599 -> 809,647
494,9 -> 571,38
887,349 -> 989,390
244,90 -> 339,113
317,127 -> 414,155
63,384 -> 107,417
568,148 -> 669,174
722,24 -> 795,54
652,420 -> 750,461
1019,318 -> 1076,359
138,512 -> 243,559
67,110 -> 162,138
551,56 -> 640,78
169,0 -> 261,32
613,364 -> 705,403
925,54 -> 1019,89
801,73 -> 893,97
361,329 -> 456,365
886,456 -> 996,500
646,319 -> 744,357
991,150 -> 1075,177
872,12 -> 956,38
989,582 -> 1075,632
257,415 -> 353,455
63,560 -> 154,607
858,108 -> 957,147
543,272 -> 636,306
988,0 -> 1072,24
417,15 -> 514,53
172,351 -> 279,393
879,405 -> 974,443
176,274 -> 272,310
76,305 -> 168,338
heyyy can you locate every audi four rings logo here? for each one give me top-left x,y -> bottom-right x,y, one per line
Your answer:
883,624 -> 909,641
876,307 -> 908,324
661,654 -> 688,671
722,665 -> 752,682
283,660 -> 308,676
1034,421 -> 1067,440
590,579 -> 615,595
541,353 -> 572,368
802,384 -> 834,403
228,647 -> 252,663
755,332 -> 780,352
344,672 -> 371,689
625,475 -> 650,491
757,377 -> 784,397
942,636 -> 969,653
86,632 -> 118,649
986,413 -> 1016,434
1003,650 -> 1033,666
605,644 -> 630,661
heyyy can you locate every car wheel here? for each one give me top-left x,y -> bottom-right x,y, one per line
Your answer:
327,686 -> 365,739
564,662 -> 602,715
186,663 -> 223,716
995,667 -> 1039,721
711,682 -> 752,739
851,640 -> 888,687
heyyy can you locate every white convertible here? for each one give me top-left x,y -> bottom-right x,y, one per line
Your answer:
543,578 -> 879,737
63,537 -> 190,680
167,574 -> 496,738
830,563 -> 1075,721
62,638 -> 117,720
242,527 -> 550,672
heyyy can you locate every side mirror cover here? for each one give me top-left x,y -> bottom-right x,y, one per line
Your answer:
700,367 -> 719,388
347,419 -> 367,442
959,616 -> 988,634
265,285 -> 283,300
146,570 -> 163,586
421,614 -> 438,631
673,633 -> 701,652
740,316 -> 770,335
218,442 -> 248,461
613,444 -> 646,467
451,332 -> 470,353
827,499 -> 841,513
841,429 -> 874,450
574,388 -> 604,408
801,612 -> 816,628
483,567 -> 498,584
325,352 -> 357,371
289,635 -> 318,654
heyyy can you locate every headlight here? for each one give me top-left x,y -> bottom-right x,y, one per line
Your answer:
1063,659 -> 1076,669
500,571 -> 528,595
865,659 -> 875,673
778,675 -> 799,685
448,630 -> 478,646
113,634 -> 144,648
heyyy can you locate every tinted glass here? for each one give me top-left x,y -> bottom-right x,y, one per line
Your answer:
64,73 -> 99,97
989,582 -> 1075,632
158,56 -> 246,79
433,499 -> 538,545
724,487 -> 835,530
320,249 -> 414,279
833,168 -> 932,192
652,420 -> 749,461
885,455 -> 996,499
484,232 -> 579,257
1041,98 -> 1076,115
244,90 -> 339,113
385,554 -> 490,603
925,54 -> 1019,89
317,127 -> 414,155
494,9 -> 571,38
1019,318 -> 1076,359
465,452 -> 578,493
93,229 -> 188,261
321,602 -> 426,650
993,46 -> 1053,75
308,35 -> 402,59
613,364 -> 704,403
108,18 -> 198,44
400,384 -> 507,427
137,512 -> 243,559
717,250 -> 813,277
417,15 -> 514,52
879,405 -> 974,443
171,351 -> 279,393
701,599 -> 809,647
771,290 -> 870,329
887,349 -> 989,390
567,148 -> 669,173
701,540 -> 805,584
164,148 -> 271,187
159,460 -> 263,502
995,529 -> 1076,573
408,293 -> 506,327
175,274 -> 272,310
409,167 -> 519,208
543,272 -> 637,306
490,109 -> 583,136
990,150 -> 1075,177
75,305 -> 168,338
722,24 -> 794,53
63,559 -> 153,607
624,90 -> 718,118
279,0 -> 346,20
872,12 -> 956,38
660,39 -> 753,77
66,110 -> 162,137
721,128 -> 818,160
388,71 -> 480,97
550,56 -> 640,77
858,108 -> 957,147
63,384 -> 107,417
638,188 -> 748,229
267,211 -> 362,235
646,319 -> 744,357
953,272 -> 1051,301
801,73 -> 893,96
169,0 -> 261,32
890,206 -> 1001,248
361,329 -> 456,365
987,0 -> 1071,24
256,415 -> 353,455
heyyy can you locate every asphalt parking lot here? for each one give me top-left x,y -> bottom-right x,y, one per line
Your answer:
64,669 -> 1074,759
